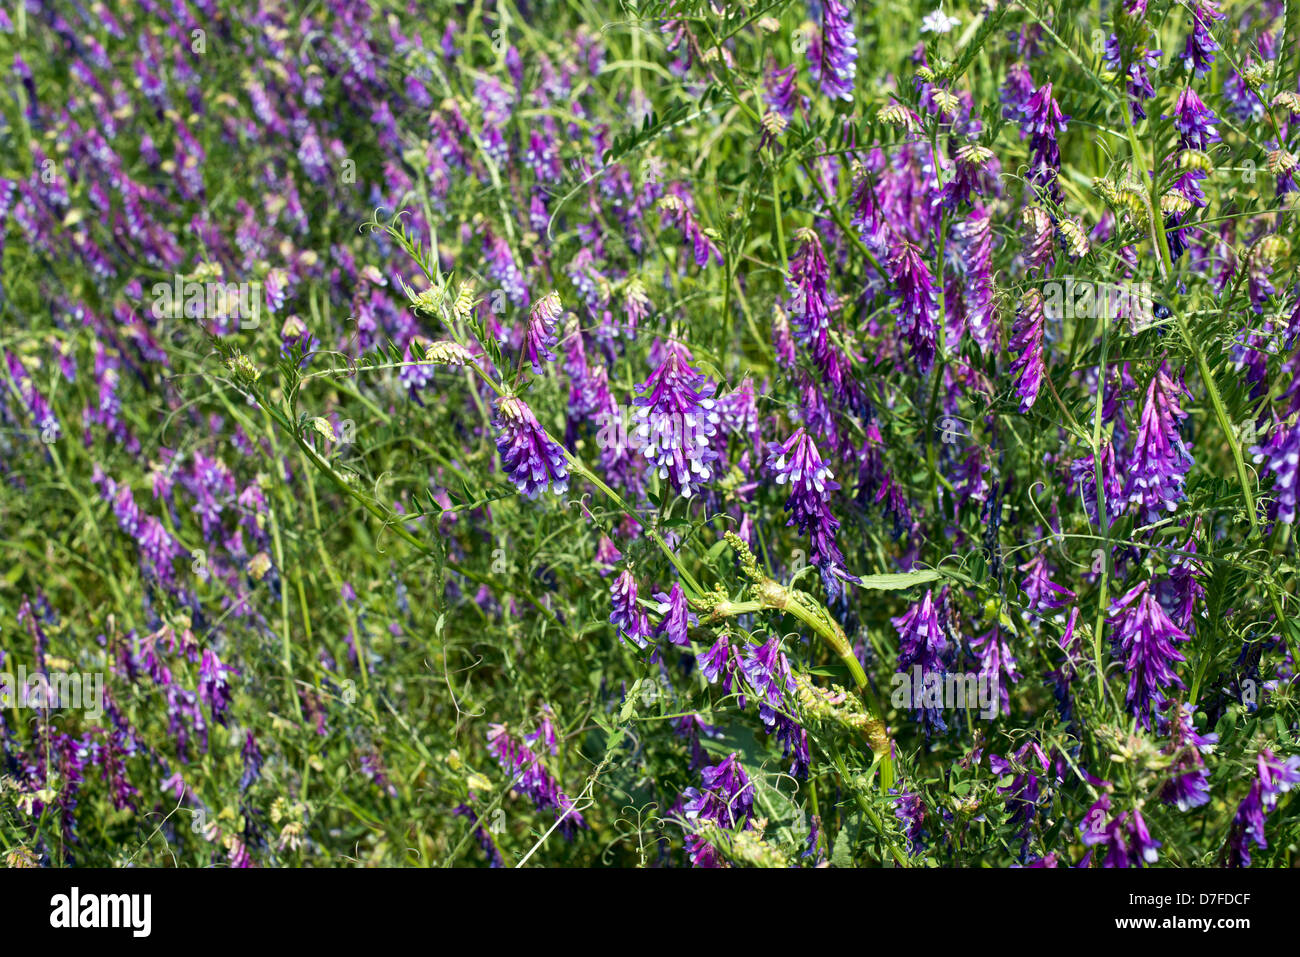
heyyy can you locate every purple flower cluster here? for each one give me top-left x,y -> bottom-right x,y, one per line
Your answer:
806,0 -> 857,102
1107,580 -> 1189,725
680,752 -> 754,866
487,722 -> 587,839
766,428 -> 857,596
494,396 -> 569,498
1228,750 -> 1300,866
634,340 -> 719,496
1124,365 -> 1194,521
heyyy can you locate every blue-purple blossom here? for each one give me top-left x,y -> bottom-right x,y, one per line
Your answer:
487,723 -> 587,839
1171,87 -> 1220,151
1009,289 -> 1046,412
1020,82 -> 1069,200
888,239 -> 939,373
741,635 -> 796,709
610,568 -> 651,649
806,0 -> 856,102
1251,423 -> 1299,525
525,291 -> 563,374
1160,703 -> 1217,811
1080,794 -> 1162,867
1107,580 -> 1189,725
1019,553 -> 1076,618
765,428 -> 857,596
1181,0 -> 1224,74
495,395 -> 570,498
1124,365 -> 1193,521
652,581 -> 696,647
892,590 -> 951,731
969,625 -> 1018,715
633,340 -> 719,496
1228,750 -> 1300,866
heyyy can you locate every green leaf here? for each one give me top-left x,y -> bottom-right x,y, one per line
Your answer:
852,570 -> 943,590
830,813 -> 863,868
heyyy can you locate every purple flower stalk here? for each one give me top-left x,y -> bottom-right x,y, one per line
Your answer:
1107,580 -> 1189,725
487,724 -> 586,838
887,239 -> 939,373
1160,703 -> 1217,811
1019,553 -> 1076,618
969,625 -> 1018,715
765,428 -> 857,596
198,649 -> 236,724
494,395 -> 569,498
787,228 -> 831,347
683,752 -> 754,831
1228,750 -> 1300,866
1103,37 -> 1161,120
699,634 -> 745,705
658,193 -> 723,267
1171,87 -> 1220,151
524,291 -> 563,374
892,590 -> 951,731
1020,82 -> 1069,200
806,0 -> 856,102
740,635 -> 796,709
1124,364 -> 1193,521
1250,423 -> 1299,524
633,340 -> 719,496
1182,0 -> 1224,75
956,205 -> 998,354
1009,289 -> 1046,412
610,568 -> 651,649
652,581 -> 696,647
1080,796 -> 1162,867
1070,441 -> 1122,526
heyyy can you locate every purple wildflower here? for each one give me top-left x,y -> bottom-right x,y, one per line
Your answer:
494,395 -> 569,498
1107,580 -> 1189,725
198,649 -> 236,725
765,428 -> 857,596
969,625 -> 1018,715
888,240 -> 939,373
1228,750 -> 1300,866
955,205 -> 998,354
1160,703 -> 1217,811
633,340 -> 719,496
1020,82 -> 1069,200
1124,364 -> 1193,521
487,724 -> 586,839
806,0 -> 856,102
740,635 -> 796,709
1250,423 -> 1299,524
1103,36 -> 1161,120
892,590 -> 951,731
1019,553 -> 1076,618
1079,795 -> 1162,867
652,581 -> 696,647
1182,0 -> 1224,74
685,752 -> 754,830
1009,289 -> 1046,412
524,292 -> 563,374
1171,87 -> 1220,151
610,569 -> 651,649
699,634 -> 745,706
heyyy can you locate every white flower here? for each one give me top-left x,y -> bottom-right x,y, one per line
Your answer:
920,9 -> 960,34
